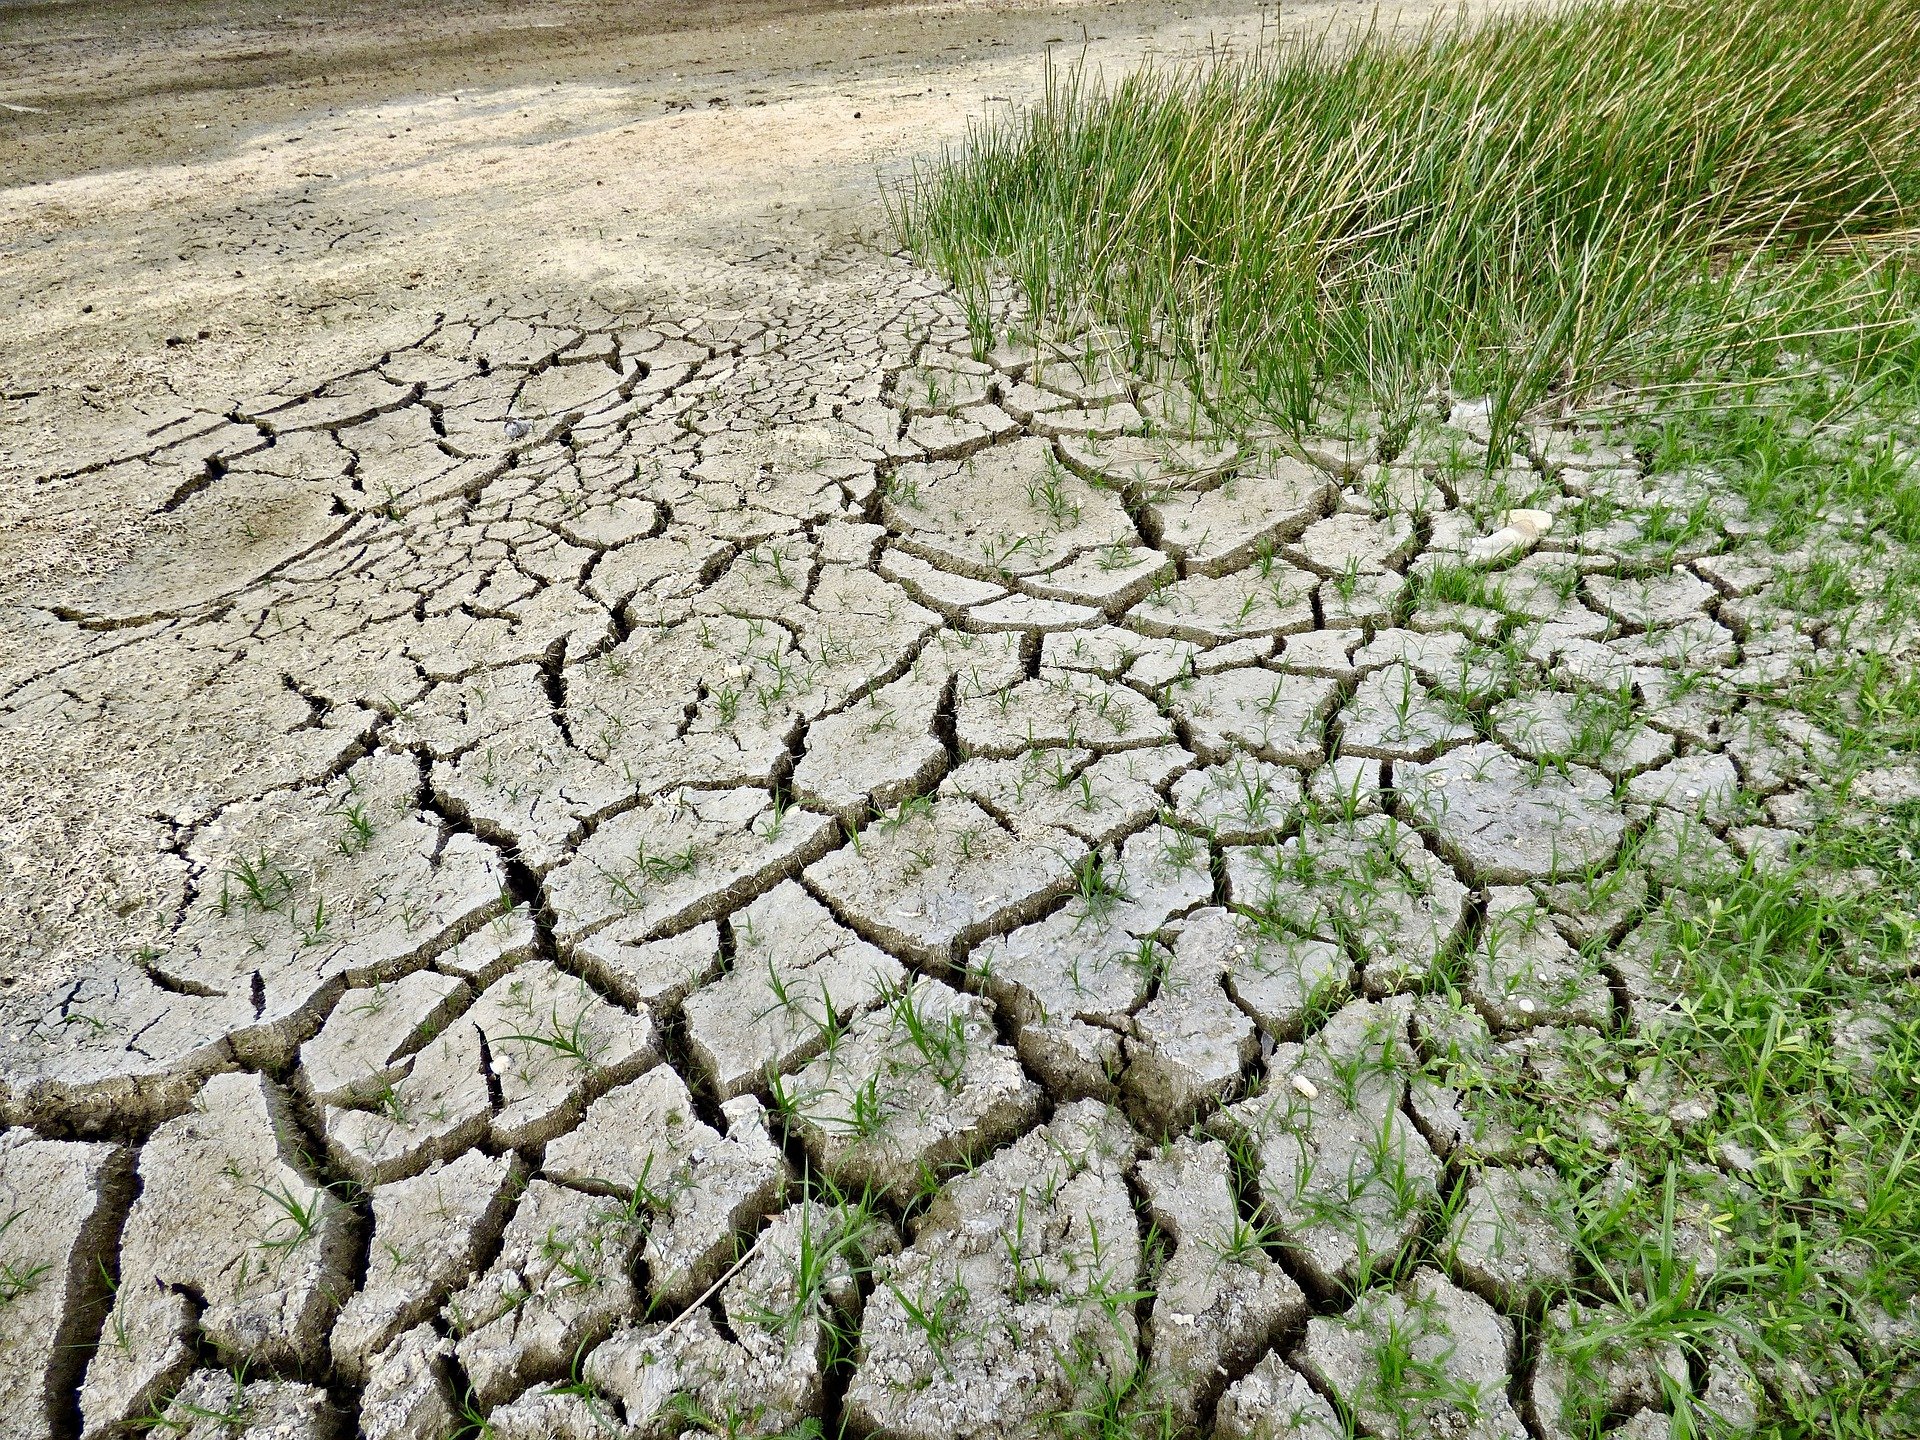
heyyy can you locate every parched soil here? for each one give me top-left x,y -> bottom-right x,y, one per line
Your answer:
8,2 -> 1879,1438
2,0 -> 1316,599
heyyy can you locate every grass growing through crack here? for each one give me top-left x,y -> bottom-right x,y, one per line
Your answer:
496,995 -> 602,1068
0,1209 -> 50,1305
248,1177 -> 326,1256
1439,662 -> 1920,1435
899,0 -> 1920,436
889,1272 -> 971,1377
137,1365 -> 255,1435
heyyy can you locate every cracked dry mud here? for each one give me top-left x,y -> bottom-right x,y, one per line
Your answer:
0,148 -> 1846,1437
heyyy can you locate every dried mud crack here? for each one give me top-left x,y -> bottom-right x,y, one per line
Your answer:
0,235 -> 1873,1440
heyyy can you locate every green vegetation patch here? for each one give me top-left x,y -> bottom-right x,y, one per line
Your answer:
900,0 -> 1920,434
907,7 -> 1920,1433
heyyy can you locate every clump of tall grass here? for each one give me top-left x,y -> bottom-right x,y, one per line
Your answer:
898,0 -> 1920,433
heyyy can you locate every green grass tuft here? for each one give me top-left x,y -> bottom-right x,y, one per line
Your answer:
899,0 -> 1920,433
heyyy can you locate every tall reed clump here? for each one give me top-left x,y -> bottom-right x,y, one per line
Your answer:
897,0 -> 1920,434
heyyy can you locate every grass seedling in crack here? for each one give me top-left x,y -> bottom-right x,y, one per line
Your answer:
250,1177 -> 325,1256
540,1224 -> 607,1294
835,1072 -> 892,1139
756,791 -> 794,842
1368,1306 -> 1476,1431
877,794 -> 934,833
142,1363 -> 256,1433
0,1209 -> 50,1305
497,999 -> 601,1069
600,839 -> 701,909
333,799 -> 375,855
885,980 -> 970,1091
547,1340 -> 621,1423
1048,1334 -> 1177,1440
1212,1207 -> 1282,1268
220,849 -> 297,917
806,982 -> 853,1061
1069,850 -> 1131,922
890,1273 -> 970,1377
449,1387 -> 496,1440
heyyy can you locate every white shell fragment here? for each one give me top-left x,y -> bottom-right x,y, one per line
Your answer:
1467,507 -> 1554,565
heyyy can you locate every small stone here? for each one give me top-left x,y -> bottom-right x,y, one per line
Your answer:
1466,508 -> 1554,565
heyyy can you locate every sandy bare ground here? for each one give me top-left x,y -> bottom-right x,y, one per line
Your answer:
5,0 -> 1375,599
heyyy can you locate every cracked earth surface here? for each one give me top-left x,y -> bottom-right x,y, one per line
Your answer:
4,3 -> 1894,1438
2,244 -> 1826,1437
